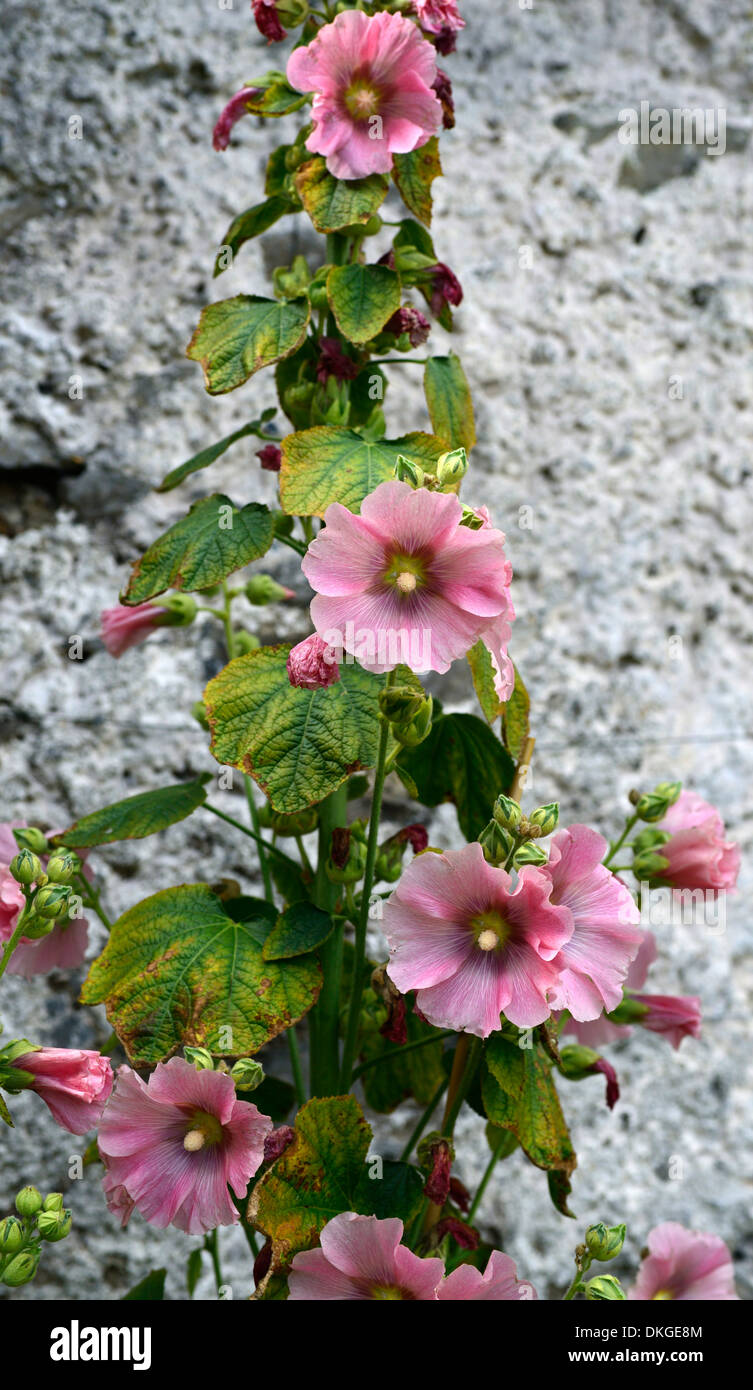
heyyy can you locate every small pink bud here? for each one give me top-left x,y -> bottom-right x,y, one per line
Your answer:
287,634 -> 341,691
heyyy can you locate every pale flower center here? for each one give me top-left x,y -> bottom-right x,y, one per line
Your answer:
384,552 -> 427,598
395,571 -> 417,594
371,1284 -> 406,1300
469,908 -> 512,953
183,1110 -> 224,1151
344,77 -> 382,121
652,1289 -> 674,1300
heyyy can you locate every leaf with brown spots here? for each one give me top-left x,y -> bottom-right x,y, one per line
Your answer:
186,294 -> 310,395
392,138 -> 442,226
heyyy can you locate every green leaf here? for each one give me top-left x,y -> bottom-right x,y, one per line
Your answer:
214,197 -> 291,277
250,1095 -> 423,1268
266,145 -> 293,197
392,137 -> 442,225
123,1268 -> 166,1301
360,1007 -> 446,1114
275,337 -> 319,429
467,640 -> 504,724
295,157 -> 389,233
280,426 -> 446,516
186,1249 -> 202,1298
156,414 -> 275,493
502,663 -> 531,762
326,265 -> 401,345
482,1036 -> 576,1215
81,884 -> 321,1066
240,72 -> 310,118
121,494 -> 274,603
263,902 -> 333,961
204,646 -> 384,813
52,777 -> 210,849
0,1094 -> 13,1127
424,353 -> 476,453
187,294 -> 310,396
397,712 -> 516,840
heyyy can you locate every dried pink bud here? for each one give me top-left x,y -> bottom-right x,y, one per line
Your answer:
396,824 -> 429,854
256,443 -> 282,472
252,0 -> 287,44
449,1176 -> 471,1213
422,1136 -> 453,1206
594,1058 -> 620,1110
435,1216 -> 479,1250
263,1125 -> 295,1164
316,338 -> 360,385
212,88 -> 261,152
380,995 -> 408,1046
287,634 -> 341,691
383,306 -> 431,348
432,69 -> 455,129
429,262 -> 463,316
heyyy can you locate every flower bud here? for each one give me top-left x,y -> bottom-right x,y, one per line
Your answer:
631,827 -> 671,855
326,827 -> 367,884
15,1186 -> 43,1217
33,884 -> 72,919
271,510 -> 295,538
159,593 -> 198,627
394,455 -> 425,488
378,685 -> 424,724
18,914 -> 55,940
45,852 -> 81,884
529,802 -> 559,835
230,1058 -> 265,1092
37,1208 -> 72,1242
13,827 -> 49,854
276,0 -> 309,27
632,848 -> 670,880
513,841 -> 548,868
392,696 -> 433,748
244,574 -> 295,606
479,819 -> 514,866
0,1216 -> 25,1255
558,1044 -> 601,1078
493,794 -> 522,833
9,850 -> 41,885
586,1222 -> 626,1262
436,447 -> 468,488
417,1133 -> 454,1206
584,1274 -> 626,1301
42,1192 -> 65,1213
192,700 -> 210,730
634,782 -> 682,823
459,505 -> 486,530
234,631 -> 262,655
184,1046 -> 215,1072
1,1247 -> 40,1287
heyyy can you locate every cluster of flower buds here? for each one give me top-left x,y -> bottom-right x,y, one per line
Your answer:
375,824 -> 429,883
0,1187 -> 73,1287
378,684 -> 433,749
183,1046 -> 265,1094
7,834 -> 82,940
479,794 -> 559,869
566,1221 -> 627,1301
394,447 -> 468,494
630,780 -> 682,823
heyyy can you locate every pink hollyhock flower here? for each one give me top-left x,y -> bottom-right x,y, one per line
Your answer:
629,1223 -> 738,1301
563,928 -> 657,1047
428,261 -> 463,315
257,442 -> 282,471
98,1058 -> 273,1235
438,1250 -> 537,1301
316,337 -> 360,386
212,87 -> 261,151
100,601 -> 167,657
252,0 -> 286,44
384,842 -> 573,1035
287,1212 -> 444,1300
545,825 -> 642,1021
15,1048 -> 113,1135
629,993 -> 702,1049
383,305 -> 431,347
656,790 -> 740,893
287,633 -> 341,690
302,479 -> 515,691
286,11 -> 442,180
413,0 -> 465,40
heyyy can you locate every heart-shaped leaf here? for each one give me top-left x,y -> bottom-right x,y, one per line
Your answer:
187,295 -> 309,395
280,426 -> 446,516
121,495 -> 274,603
327,265 -> 401,345
392,138 -> 442,226
52,777 -> 210,849
295,158 -> 389,233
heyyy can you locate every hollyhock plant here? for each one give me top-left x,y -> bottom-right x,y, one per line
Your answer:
629,1223 -> 738,1301
287,1213 -> 445,1300
384,842 -> 573,1035
302,479 -> 515,691
286,11 -> 442,180
287,632 -> 341,690
98,1058 -> 273,1235
438,1250 -> 537,1301
14,1048 -> 113,1135
655,791 -> 740,893
545,824 -> 642,1020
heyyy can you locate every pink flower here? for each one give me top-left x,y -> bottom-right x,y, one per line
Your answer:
302,480 -> 515,689
287,1212 -> 445,1300
429,262 -> 463,315
438,1250 -> 537,1301
287,633 -> 341,690
98,1058 -> 273,1236
286,11 -> 442,180
656,791 -> 740,893
100,602 -> 166,657
252,0 -> 286,44
15,1048 -> 113,1135
212,87 -> 261,151
629,1223 -> 738,1301
257,443 -> 282,472
630,993 -> 702,1049
564,928 -> 658,1047
545,825 -> 642,1021
384,305 -> 431,347
413,0 -> 465,40
384,843 -> 573,1036
0,822 -> 89,978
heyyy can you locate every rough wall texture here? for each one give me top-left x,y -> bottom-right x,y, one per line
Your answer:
1,0 -> 751,1300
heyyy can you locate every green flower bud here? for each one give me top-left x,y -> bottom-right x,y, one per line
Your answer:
274,254 -> 310,297
632,827 -> 672,855
42,1193 -> 65,1213
271,510 -> 295,538
558,1044 -> 601,1079
0,1216 -> 25,1255
191,700 -> 210,731
9,850 -> 41,885
585,1222 -> 627,1262
392,697 -> 433,748
234,631 -> 262,656
493,794 -> 522,833
13,827 -> 49,855
584,1274 -> 626,1301
459,505 -> 486,530
37,1208 -> 72,1242
394,455 -> 425,488
18,914 -> 56,939
631,848 -> 670,880
1,1246 -> 40,1287
529,802 -> 559,835
33,884 -> 72,920
184,1047 -> 215,1072
15,1186 -> 42,1217
362,214 -> 382,236
607,997 -> 650,1026
513,841 -> 549,868
257,805 -> 318,837
159,593 -> 198,627
436,447 -> 468,488
45,852 -> 80,884
244,574 -> 294,606
346,774 -> 370,800
230,1058 -> 265,1092
326,831 -> 367,885
633,782 -> 682,823
478,819 -> 514,866
378,685 -> 424,724
308,282 -> 329,311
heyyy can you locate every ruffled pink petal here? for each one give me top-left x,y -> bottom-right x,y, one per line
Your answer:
302,504 -> 386,597
319,1212 -> 404,1282
358,479 -> 462,553
146,1056 -> 237,1125
438,1250 -> 538,1301
629,1223 -> 738,1301
287,1246 -> 367,1300
7,917 -> 89,978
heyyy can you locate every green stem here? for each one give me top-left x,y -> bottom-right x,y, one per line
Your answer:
276,532 -> 307,557
205,1229 -> 223,1295
603,813 -> 638,868
0,908 -> 31,982
204,803 -> 300,870
443,1036 -> 482,1137
245,776 -> 273,901
398,1075 -> 449,1163
310,786 -> 349,1096
421,1035 -> 482,1239
76,873 -> 112,931
338,678 -> 394,1090
295,834 -> 315,880
350,1030 -> 455,1083
467,1128 -> 506,1223
287,1026 -> 306,1107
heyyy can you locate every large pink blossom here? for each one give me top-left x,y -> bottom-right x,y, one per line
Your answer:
0,821 -> 89,978
629,1223 -> 738,1301
287,1213 -> 445,1300
438,1250 -> 538,1301
15,1048 -> 113,1135
98,1058 -> 272,1236
630,993 -> 702,1049
545,825 -> 642,1021
100,602 -> 167,657
656,791 -> 740,893
385,843 -> 573,1036
286,11 -> 442,180
302,480 -> 515,693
